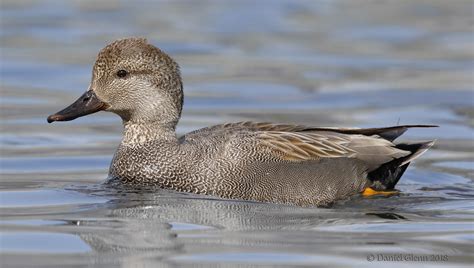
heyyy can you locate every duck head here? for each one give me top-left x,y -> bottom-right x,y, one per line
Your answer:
47,38 -> 183,128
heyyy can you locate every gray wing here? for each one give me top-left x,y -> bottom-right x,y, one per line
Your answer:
255,131 -> 409,171
181,121 -> 435,171
181,121 -> 436,142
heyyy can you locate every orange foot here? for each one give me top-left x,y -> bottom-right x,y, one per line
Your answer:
362,187 -> 399,197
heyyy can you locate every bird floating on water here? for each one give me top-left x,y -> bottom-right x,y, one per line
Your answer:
48,38 -> 436,207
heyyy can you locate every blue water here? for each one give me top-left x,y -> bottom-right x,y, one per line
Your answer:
1,0 -> 473,267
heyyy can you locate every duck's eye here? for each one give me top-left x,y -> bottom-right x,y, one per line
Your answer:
116,69 -> 128,78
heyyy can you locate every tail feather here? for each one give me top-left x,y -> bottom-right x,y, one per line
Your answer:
307,125 -> 438,142
397,140 -> 436,166
367,140 -> 435,190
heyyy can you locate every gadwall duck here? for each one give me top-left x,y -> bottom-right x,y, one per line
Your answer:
47,38 -> 436,207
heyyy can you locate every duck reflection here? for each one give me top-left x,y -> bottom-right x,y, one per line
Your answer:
69,184 -> 345,254
65,183 -> 420,266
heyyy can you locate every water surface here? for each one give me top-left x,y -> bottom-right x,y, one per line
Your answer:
1,0 -> 473,267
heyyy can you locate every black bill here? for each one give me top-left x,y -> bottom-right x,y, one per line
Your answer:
47,90 -> 108,123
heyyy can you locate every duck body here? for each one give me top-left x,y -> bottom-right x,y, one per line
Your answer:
47,38 -> 435,207
109,121 -> 432,206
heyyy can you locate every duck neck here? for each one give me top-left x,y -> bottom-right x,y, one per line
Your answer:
121,120 -> 178,147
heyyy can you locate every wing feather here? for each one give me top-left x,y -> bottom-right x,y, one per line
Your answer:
181,121 -> 420,169
257,131 -> 357,161
256,131 -> 409,170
